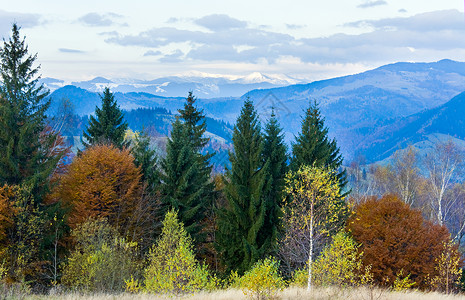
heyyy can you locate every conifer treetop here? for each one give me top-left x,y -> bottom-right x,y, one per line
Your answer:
82,87 -> 129,149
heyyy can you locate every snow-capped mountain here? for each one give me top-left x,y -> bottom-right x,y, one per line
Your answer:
40,72 -> 301,98
47,59 -> 465,164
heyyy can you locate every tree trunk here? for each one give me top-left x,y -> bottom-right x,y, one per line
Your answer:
307,201 -> 314,291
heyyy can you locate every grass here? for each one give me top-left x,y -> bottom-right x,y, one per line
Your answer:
17,287 -> 465,300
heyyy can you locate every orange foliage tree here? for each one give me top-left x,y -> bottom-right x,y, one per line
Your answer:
347,194 -> 459,290
0,185 -> 15,248
57,144 -> 151,240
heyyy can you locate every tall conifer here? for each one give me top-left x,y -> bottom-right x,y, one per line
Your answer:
82,87 -> 128,149
290,101 -> 347,191
0,23 -> 61,198
160,92 -> 214,244
178,91 -> 209,151
260,110 -> 288,250
216,98 -> 270,274
160,119 -> 210,243
0,24 -> 66,284
131,131 -> 159,195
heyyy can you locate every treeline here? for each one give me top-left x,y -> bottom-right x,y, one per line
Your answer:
0,24 -> 462,298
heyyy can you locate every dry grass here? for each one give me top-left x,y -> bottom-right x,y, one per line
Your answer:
21,287 -> 465,300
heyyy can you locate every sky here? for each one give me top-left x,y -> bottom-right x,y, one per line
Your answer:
0,0 -> 464,82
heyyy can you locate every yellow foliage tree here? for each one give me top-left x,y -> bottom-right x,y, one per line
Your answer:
61,218 -> 140,292
429,240 -> 463,293
238,257 -> 285,300
281,165 -> 349,290
144,210 -> 214,295
311,231 -> 364,287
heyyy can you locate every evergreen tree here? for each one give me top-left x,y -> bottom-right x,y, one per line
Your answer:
131,130 -> 159,194
178,91 -> 209,151
260,110 -> 288,251
0,24 -> 66,285
0,24 -> 62,198
290,100 -> 347,191
178,91 -> 214,188
160,119 -> 210,243
82,87 -> 128,149
216,98 -> 270,274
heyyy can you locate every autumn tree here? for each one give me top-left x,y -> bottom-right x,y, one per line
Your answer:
347,194 -> 457,290
0,184 -> 47,282
280,165 -> 350,290
293,231 -> 366,288
62,218 -> 139,292
57,144 -> 153,241
429,240 -> 463,293
82,87 -> 129,149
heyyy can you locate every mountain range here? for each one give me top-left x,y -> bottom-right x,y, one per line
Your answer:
47,59 -> 465,165
41,72 -> 300,98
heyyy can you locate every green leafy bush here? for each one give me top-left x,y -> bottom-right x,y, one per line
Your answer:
292,231 -> 369,288
238,257 -> 285,300
61,218 -> 140,292
143,210 -> 216,294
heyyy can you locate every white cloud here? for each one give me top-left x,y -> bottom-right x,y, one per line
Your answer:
59,48 -> 85,53
78,12 -> 126,27
195,14 -> 247,31
103,10 -> 465,66
0,10 -> 41,38
357,0 -> 388,9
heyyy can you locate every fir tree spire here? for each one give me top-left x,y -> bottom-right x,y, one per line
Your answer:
0,23 -> 61,198
216,98 -> 270,274
82,87 -> 128,149
160,119 -> 211,244
178,91 -> 209,151
260,108 -> 288,251
291,100 -> 347,191
131,130 -> 159,195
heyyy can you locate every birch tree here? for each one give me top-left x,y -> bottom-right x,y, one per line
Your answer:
280,165 -> 349,290
425,141 -> 463,226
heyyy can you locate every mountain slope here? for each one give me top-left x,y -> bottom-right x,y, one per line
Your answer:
357,91 -> 465,162
48,59 -> 465,164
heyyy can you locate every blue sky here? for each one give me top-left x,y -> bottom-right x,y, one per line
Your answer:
0,0 -> 463,81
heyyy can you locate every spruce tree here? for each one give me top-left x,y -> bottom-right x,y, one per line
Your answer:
0,23 -> 61,198
131,131 -> 159,194
160,92 -> 214,245
160,119 -> 210,243
82,87 -> 128,149
290,101 -> 347,191
178,91 -> 214,185
216,98 -> 270,274
178,91 -> 209,151
0,24 -> 66,284
260,110 -> 288,251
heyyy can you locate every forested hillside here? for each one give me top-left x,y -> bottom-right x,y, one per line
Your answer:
1,23 -> 465,300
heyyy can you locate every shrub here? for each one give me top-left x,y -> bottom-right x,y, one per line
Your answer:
143,210 -> 215,295
238,257 -> 285,300
291,231 -> 369,288
61,218 -> 140,292
312,231 -> 364,287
